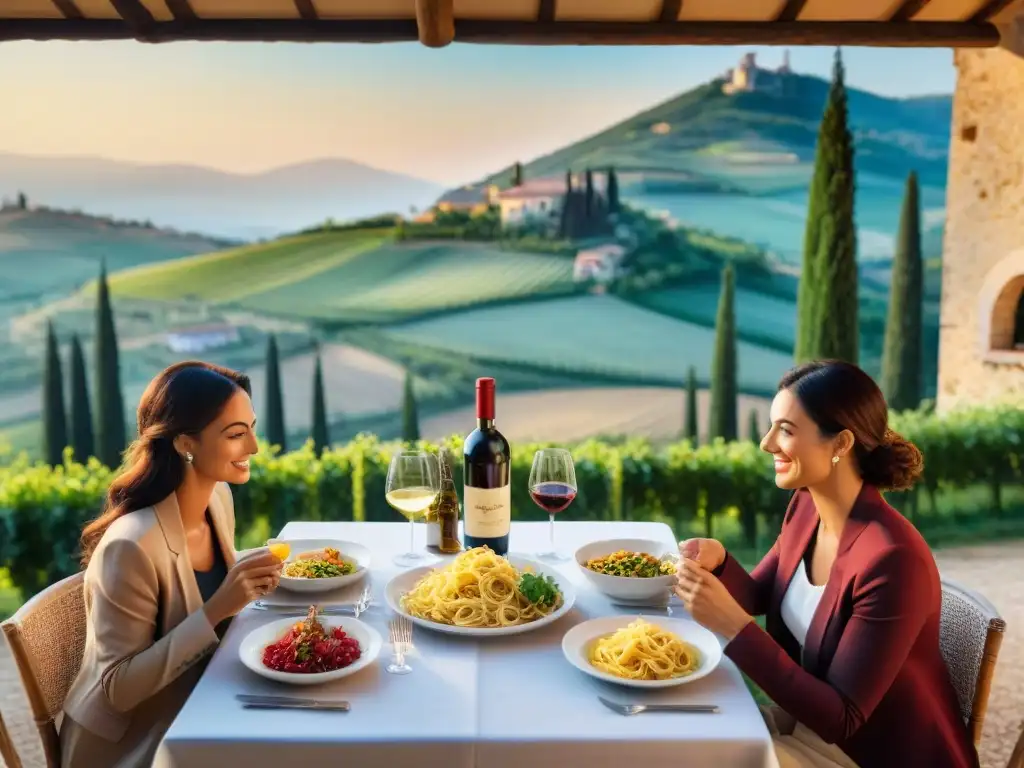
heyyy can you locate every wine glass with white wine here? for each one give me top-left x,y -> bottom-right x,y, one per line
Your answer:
385,450 -> 441,568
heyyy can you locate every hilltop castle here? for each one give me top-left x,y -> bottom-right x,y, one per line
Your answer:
722,51 -> 793,95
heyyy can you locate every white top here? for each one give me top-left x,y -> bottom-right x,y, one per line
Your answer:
781,558 -> 827,649
155,521 -> 778,768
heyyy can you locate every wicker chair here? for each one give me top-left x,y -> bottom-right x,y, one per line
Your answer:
0,708 -> 22,768
939,577 -> 1006,748
1,571 -> 87,768
1008,722 -> 1024,768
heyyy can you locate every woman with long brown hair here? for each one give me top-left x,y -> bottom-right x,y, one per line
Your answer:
674,360 -> 977,768
59,361 -> 284,768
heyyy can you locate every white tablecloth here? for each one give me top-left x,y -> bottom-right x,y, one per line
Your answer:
155,521 -> 779,768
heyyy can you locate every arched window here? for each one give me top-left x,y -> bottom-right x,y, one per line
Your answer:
1014,287 -> 1024,348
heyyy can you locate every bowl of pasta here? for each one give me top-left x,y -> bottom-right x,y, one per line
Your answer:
562,615 -> 722,689
276,539 -> 370,594
384,546 -> 576,637
574,538 -> 679,602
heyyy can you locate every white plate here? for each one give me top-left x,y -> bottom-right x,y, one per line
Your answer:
562,615 -> 722,689
276,539 -> 371,594
574,538 -> 679,602
238,615 -> 382,685
384,554 -> 576,637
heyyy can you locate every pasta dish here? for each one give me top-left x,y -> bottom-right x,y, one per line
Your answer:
585,550 -> 676,578
283,547 -> 356,579
588,618 -> 700,681
400,546 -> 563,628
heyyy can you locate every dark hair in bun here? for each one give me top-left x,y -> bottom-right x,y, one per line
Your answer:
778,360 -> 924,491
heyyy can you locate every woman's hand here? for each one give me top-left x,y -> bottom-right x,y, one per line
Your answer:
675,556 -> 753,641
678,537 -> 726,572
203,549 -> 283,626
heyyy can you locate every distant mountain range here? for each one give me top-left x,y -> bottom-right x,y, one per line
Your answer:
0,153 -> 445,241
468,68 -> 952,196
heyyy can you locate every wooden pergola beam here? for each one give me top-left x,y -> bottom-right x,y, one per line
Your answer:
50,0 -> 83,18
416,0 -> 454,47
0,18 -> 1001,47
890,0 -> 931,21
294,0 -> 318,21
658,0 -> 683,23
165,0 -> 197,21
969,0 -> 1019,22
537,0 -> 556,23
775,0 -> 809,22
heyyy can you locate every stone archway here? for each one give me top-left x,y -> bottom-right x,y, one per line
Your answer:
977,250 -> 1024,364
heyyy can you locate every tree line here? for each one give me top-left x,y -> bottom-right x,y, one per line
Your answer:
691,49 -> 926,444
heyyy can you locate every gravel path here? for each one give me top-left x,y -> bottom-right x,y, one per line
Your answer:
0,541 -> 1020,767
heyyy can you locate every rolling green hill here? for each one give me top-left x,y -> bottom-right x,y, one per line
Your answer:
103,233 -> 579,324
0,207 -> 235,315
473,72 -> 950,195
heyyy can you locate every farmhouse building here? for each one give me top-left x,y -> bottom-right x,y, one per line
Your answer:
497,177 -> 566,228
573,244 -> 629,285
165,324 -> 239,354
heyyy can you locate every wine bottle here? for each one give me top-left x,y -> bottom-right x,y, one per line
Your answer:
463,377 -> 511,555
434,446 -> 462,554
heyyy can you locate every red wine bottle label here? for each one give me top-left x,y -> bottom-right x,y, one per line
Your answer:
463,483 -> 511,539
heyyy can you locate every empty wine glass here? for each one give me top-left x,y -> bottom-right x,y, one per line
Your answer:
385,450 -> 440,568
528,448 -> 577,563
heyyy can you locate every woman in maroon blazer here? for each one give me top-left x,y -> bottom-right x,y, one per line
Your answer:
675,360 -> 978,768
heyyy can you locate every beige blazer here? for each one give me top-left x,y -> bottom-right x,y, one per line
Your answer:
59,482 -> 239,768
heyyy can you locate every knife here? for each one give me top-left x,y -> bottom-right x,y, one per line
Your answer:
236,694 -> 350,711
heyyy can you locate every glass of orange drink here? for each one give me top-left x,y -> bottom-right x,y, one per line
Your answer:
267,539 -> 291,561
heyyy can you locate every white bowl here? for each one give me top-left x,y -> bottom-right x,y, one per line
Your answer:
574,538 -> 679,602
276,539 -> 371,594
385,555 -> 576,637
562,615 -> 722,689
238,615 -> 382,685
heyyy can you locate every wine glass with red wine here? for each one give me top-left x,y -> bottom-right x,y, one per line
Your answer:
528,448 -> 577,563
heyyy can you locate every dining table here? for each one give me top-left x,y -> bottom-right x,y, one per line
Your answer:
153,519 -> 781,768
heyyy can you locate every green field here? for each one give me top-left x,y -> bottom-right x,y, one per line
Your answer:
106,229 -> 386,303
629,281 -> 797,350
243,242 -> 577,322
381,294 -> 795,394
104,234 -> 578,323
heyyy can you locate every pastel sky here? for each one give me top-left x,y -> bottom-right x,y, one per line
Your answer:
0,41 -> 954,185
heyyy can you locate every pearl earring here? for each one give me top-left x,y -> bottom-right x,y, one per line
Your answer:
185,452 -> 193,464
832,455 -> 839,465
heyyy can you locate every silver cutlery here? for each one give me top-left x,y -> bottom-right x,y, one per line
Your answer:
254,585 -> 373,617
598,696 -> 719,715
236,694 -> 350,712
610,602 -> 674,613
387,615 -> 413,675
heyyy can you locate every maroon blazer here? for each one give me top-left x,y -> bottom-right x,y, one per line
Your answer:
715,484 -> 977,768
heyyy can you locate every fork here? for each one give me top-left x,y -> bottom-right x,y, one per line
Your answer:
598,696 -> 719,715
387,615 -> 413,675
254,584 -> 373,616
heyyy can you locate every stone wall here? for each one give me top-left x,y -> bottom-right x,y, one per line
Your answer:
937,46 -> 1024,412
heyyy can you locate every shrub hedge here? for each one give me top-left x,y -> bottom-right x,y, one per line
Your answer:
0,402 -> 1021,598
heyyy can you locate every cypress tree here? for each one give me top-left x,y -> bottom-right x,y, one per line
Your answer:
607,167 -> 620,214
709,263 -> 738,441
94,261 -> 126,468
310,349 -> 330,456
795,48 -> 859,364
264,334 -> 287,452
511,162 -> 523,187
684,365 -> 699,444
747,408 -> 761,444
42,320 -> 68,466
559,170 -> 574,239
584,169 -> 595,219
401,371 -> 420,443
880,171 -> 924,411
69,333 -> 94,462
